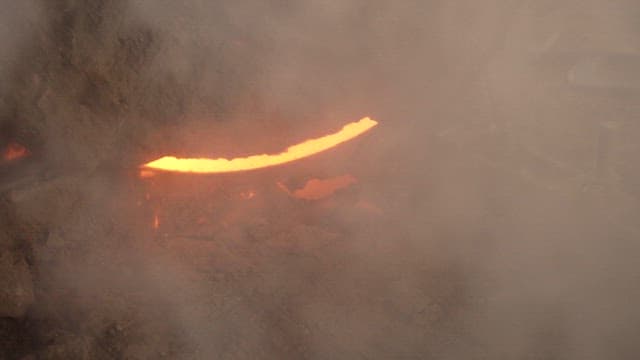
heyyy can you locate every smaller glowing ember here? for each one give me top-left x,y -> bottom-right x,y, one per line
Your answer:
139,169 -> 156,178
153,214 -> 160,229
2,142 -> 29,162
279,175 -> 357,200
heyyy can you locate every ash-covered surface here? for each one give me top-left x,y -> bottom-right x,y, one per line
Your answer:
2,1 -> 640,359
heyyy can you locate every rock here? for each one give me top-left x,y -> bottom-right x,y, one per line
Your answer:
37,334 -> 93,360
0,317 -> 32,359
6,176 -> 81,229
0,224 -> 16,250
0,250 -> 35,318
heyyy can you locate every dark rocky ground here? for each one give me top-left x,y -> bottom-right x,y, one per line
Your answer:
1,1 -> 640,359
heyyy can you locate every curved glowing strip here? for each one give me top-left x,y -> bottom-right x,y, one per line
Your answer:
142,117 -> 378,174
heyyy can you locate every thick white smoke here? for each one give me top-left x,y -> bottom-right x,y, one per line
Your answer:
2,1 -> 640,358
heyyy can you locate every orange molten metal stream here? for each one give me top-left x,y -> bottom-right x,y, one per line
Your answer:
142,117 -> 378,174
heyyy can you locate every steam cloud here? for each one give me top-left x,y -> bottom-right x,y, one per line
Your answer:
1,0 -> 640,359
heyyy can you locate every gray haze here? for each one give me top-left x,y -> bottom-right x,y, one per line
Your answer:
1,0 -> 640,359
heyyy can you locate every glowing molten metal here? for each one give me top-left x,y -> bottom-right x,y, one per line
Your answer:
142,117 -> 377,174
279,175 -> 357,200
2,142 -> 28,162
